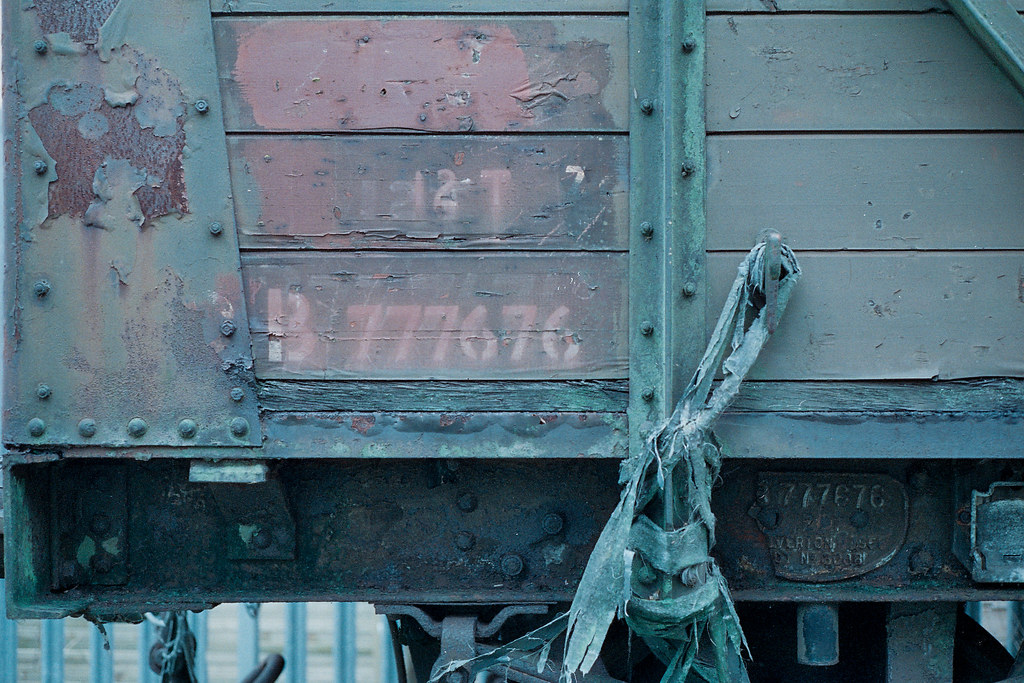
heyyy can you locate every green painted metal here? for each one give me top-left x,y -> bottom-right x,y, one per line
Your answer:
948,0 -> 1024,96
3,0 -> 260,448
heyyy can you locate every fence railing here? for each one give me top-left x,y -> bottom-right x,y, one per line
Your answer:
0,580 -> 400,683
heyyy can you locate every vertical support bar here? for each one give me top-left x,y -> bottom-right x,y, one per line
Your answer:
379,617 -> 398,683
139,619 -> 159,683
334,603 -> 357,683
886,603 -> 956,683
90,625 -> 114,683
0,580 -> 18,682
190,611 -> 209,683
286,602 -> 307,683
40,619 -> 64,683
238,604 -> 260,680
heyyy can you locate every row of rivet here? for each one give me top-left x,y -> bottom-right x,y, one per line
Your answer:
27,415 -> 250,439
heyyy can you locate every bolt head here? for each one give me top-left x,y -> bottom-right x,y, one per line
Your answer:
680,160 -> 697,178
194,99 -> 210,114
639,320 -> 654,336
220,319 -> 237,337
639,98 -> 655,115
500,554 -> 525,578
33,279 -> 51,297
33,159 -> 48,175
957,507 -> 972,525
33,40 -> 48,54
641,388 -> 655,402
419,113 -> 427,122
78,418 -> 97,438
178,418 -> 197,439
208,221 -> 223,236
639,221 -> 654,239
682,282 -> 697,297
457,493 -> 478,513
127,417 -> 148,438
36,384 -> 52,400
681,36 -> 697,53
252,529 -> 273,549
27,417 -> 46,437
455,531 -> 475,551
908,549 -> 935,576
230,417 -> 250,437
542,512 -> 564,535
230,387 -> 245,402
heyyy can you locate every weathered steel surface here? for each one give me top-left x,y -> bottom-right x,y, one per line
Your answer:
215,0 -> 628,11
3,0 -> 259,446
708,252 -> 1024,380
6,458 -> 623,618
953,481 -> 1024,582
259,412 -> 627,459
706,14 -> 1024,132
228,135 -> 628,250
709,0 -> 1024,8
242,252 -> 628,379
947,0 -> 1024,96
707,134 -> 1024,251
257,379 -> 629,412
214,18 -> 628,133
886,604 -> 956,683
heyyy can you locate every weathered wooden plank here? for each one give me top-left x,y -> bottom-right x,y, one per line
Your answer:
228,135 -> 628,250
260,411 -> 627,458
258,379 -> 629,412
214,17 -> 628,133
730,379 -> 1024,413
947,0 -> 1024,97
214,0 -> 628,12
708,252 -> 1024,380
707,14 -> 1024,132
707,134 -> 1024,251
708,0 -> 1024,10
242,252 -> 628,379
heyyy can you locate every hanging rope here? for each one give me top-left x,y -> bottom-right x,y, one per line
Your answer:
431,236 -> 801,683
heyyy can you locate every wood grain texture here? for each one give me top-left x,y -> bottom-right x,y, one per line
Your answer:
215,17 -> 628,132
242,252 -> 627,379
708,0 -> 1024,10
707,134 -> 1024,250
214,0 -> 628,12
228,135 -> 628,250
706,14 -> 1024,132
258,379 -> 628,412
708,252 -> 1024,380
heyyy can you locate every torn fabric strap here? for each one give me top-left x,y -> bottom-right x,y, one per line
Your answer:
431,238 -> 801,683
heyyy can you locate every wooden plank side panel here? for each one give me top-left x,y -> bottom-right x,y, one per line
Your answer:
215,18 -> 628,133
243,252 -> 628,379
229,135 -> 628,250
708,252 -> 1024,380
706,14 -> 1024,132
707,134 -> 1024,251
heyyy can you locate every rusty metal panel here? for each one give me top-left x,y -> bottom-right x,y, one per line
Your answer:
3,0 -> 260,446
213,17 -> 628,133
242,252 -> 628,379
228,135 -> 628,251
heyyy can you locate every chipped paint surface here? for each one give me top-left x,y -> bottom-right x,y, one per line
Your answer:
34,0 -> 121,44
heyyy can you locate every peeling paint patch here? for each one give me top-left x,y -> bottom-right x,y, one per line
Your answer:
33,0 -> 121,44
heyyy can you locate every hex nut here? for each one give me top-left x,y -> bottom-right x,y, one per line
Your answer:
230,387 -> 245,402
221,319 -> 237,337
230,417 -> 250,437
680,160 -> 697,178
641,388 -> 655,402
194,99 -> 210,114
33,159 -> 48,175
127,417 -> 148,438
681,36 -> 697,53
455,531 -> 475,551
640,320 -> 655,336
33,40 -> 48,54
500,554 -> 525,578
178,419 -> 198,439
28,417 -> 46,437
681,282 -> 697,297
639,221 -> 654,239
639,98 -> 655,115
34,280 -> 51,297
78,418 -> 97,438
36,384 -> 52,400
209,222 -> 223,236
542,512 -> 564,535
457,493 -> 478,513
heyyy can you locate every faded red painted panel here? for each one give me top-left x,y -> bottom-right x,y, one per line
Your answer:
243,252 -> 627,379
215,18 -> 627,132
229,135 -> 628,250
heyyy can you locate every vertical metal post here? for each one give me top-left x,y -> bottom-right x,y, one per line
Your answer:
90,625 -> 115,683
0,579 -> 18,683
238,603 -> 260,680
286,602 -> 307,683
190,611 -> 209,683
139,618 -> 159,683
334,603 -> 357,683
40,619 -> 64,683
379,616 -> 398,683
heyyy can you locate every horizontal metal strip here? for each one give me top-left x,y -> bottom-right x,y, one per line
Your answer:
213,0 -> 628,13
257,379 -> 629,412
709,0 -> 1024,11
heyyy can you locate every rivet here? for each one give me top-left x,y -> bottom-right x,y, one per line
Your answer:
36,384 -> 52,400
500,554 -> 525,578
194,99 -> 210,114
220,319 -> 237,337
680,160 -> 697,178
28,417 -> 46,437
541,512 -> 564,535
33,280 -> 51,297
230,417 -> 249,437
639,221 -> 654,239
641,388 -> 655,402
457,493 -> 478,513
455,531 -> 475,551
89,513 -> 111,535
681,35 -> 697,53
127,417 -> 148,438
208,222 -> 223,236
640,320 -> 654,336
178,418 -> 197,439
639,98 -> 655,115
419,113 -> 427,122
681,282 -> 697,297
78,418 -> 97,438
33,40 -> 48,54
956,507 -> 971,525
230,387 -> 245,402
33,159 -> 48,175
252,529 -> 272,549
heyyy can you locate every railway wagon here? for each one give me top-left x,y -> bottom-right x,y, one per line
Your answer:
4,0 -> 1024,680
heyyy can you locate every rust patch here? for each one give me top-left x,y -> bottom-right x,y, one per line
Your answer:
33,0 -> 120,44
350,415 -> 376,435
28,54 -> 187,225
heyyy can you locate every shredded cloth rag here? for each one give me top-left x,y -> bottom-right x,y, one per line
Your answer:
431,238 -> 801,683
